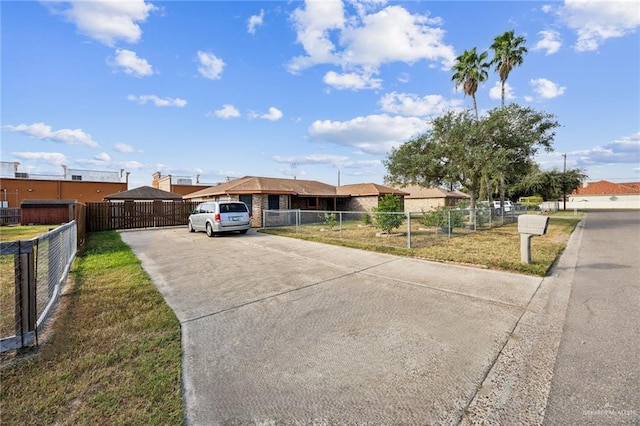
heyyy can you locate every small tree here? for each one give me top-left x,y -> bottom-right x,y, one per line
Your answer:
372,195 -> 404,234
323,212 -> 337,230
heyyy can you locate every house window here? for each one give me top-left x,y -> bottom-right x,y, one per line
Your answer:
307,197 -> 317,208
268,195 -> 279,210
72,175 -> 82,181
239,195 -> 252,211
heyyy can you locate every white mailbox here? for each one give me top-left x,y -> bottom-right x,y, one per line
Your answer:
517,214 -> 550,264
518,215 -> 549,236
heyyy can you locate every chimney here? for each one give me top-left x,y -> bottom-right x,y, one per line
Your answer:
196,174 -> 200,184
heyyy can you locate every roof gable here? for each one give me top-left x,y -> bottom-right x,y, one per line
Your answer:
337,183 -> 408,197
104,186 -> 183,200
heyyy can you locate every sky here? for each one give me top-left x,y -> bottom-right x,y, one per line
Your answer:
2,0 -> 639,189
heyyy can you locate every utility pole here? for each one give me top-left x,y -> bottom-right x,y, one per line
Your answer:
562,153 -> 567,211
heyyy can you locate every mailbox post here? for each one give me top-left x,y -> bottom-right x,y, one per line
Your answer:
517,215 -> 550,264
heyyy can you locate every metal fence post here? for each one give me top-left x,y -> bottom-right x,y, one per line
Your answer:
15,249 -> 36,348
339,211 -> 343,238
407,213 -> 411,248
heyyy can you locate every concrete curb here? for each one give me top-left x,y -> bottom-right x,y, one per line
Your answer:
461,218 -> 585,424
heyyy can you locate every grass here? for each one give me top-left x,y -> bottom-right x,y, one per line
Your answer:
259,217 -> 581,276
0,225 -> 54,242
0,231 -> 183,425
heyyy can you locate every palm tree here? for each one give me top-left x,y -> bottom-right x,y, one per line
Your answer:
490,30 -> 527,211
451,47 -> 490,119
490,30 -> 528,107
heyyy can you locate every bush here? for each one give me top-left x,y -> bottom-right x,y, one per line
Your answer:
421,206 -> 464,229
372,195 -> 404,234
323,212 -> 337,229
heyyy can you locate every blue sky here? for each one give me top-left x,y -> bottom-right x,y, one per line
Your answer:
2,0 -> 639,189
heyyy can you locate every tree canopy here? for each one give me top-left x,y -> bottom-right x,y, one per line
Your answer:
384,104 -> 560,209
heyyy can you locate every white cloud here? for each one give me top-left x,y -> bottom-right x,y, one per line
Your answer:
288,1 -> 456,88
94,152 -> 111,162
323,70 -> 382,90
572,132 -> 640,166
559,0 -> 640,52
197,51 -> 225,80
127,94 -> 187,107
114,143 -> 138,153
533,30 -> 562,55
11,151 -> 68,166
50,0 -> 156,46
379,92 -> 462,116
251,107 -> 283,121
248,9 -> 264,34
288,0 -> 345,73
530,78 -> 566,99
211,104 -> 241,119
111,49 -> 153,77
4,122 -> 99,147
488,81 -> 516,102
272,153 -> 381,169
308,114 -> 429,155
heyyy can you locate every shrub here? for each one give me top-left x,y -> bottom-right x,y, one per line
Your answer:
421,206 -> 464,229
323,212 -> 337,229
372,195 -> 404,234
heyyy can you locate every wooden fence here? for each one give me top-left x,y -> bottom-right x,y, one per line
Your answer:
86,201 -> 200,232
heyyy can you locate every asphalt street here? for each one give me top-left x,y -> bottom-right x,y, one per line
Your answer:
544,210 -> 640,425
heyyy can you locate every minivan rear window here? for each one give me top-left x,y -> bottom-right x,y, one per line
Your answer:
221,203 -> 248,213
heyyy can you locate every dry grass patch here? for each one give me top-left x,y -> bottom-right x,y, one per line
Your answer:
260,217 -> 580,276
0,231 -> 183,425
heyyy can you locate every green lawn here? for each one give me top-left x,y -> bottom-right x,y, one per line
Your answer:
0,231 -> 183,425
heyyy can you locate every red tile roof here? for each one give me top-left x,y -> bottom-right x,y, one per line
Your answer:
572,180 -> 640,195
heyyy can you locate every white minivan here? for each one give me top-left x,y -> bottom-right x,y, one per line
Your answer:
188,201 -> 252,236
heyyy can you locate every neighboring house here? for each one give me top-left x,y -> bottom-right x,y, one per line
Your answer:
152,172 -> 211,197
0,161 -> 128,208
568,180 -> 640,209
392,184 -> 470,212
103,186 -> 183,202
183,176 -> 408,226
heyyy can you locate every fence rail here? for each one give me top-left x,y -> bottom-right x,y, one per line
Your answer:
1,221 -> 77,352
262,208 -> 525,249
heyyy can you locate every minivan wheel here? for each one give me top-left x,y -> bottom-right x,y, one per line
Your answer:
188,221 -> 195,233
206,222 -> 214,237
239,229 -> 248,234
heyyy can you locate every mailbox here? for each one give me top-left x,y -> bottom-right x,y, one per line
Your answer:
518,215 -> 549,236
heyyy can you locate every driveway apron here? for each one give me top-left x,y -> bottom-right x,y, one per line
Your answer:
120,228 -> 542,425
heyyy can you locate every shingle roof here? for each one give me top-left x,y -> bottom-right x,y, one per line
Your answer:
183,176 -> 409,199
392,184 -> 470,199
572,180 -> 640,196
336,183 -> 408,196
183,176 -> 341,198
104,186 -> 183,200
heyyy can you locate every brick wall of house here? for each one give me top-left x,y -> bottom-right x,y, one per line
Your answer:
404,198 -> 443,212
345,196 -> 379,212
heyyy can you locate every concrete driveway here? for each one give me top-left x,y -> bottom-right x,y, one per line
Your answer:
120,227 -> 544,424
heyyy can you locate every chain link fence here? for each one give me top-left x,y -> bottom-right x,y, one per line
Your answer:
262,208 -> 525,249
1,221 -> 77,352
